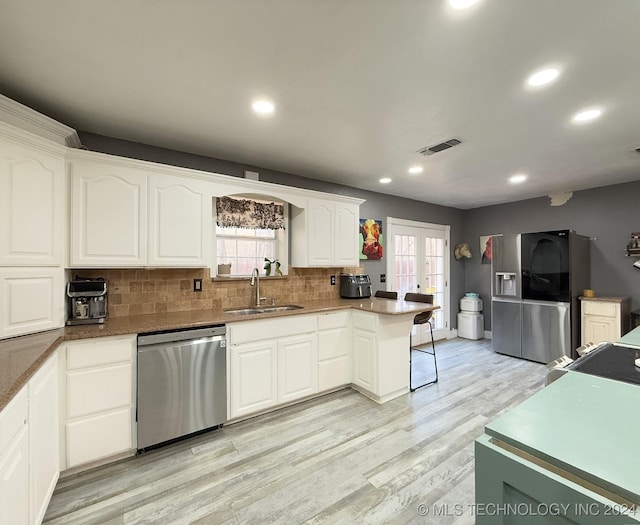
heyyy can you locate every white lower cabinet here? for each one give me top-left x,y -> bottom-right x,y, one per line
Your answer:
228,315 -> 318,419
0,426 -> 29,524
580,297 -> 631,345
29,353 -> 59,525
0,388 -> 29,525
351,310 -> 412,403
277,334 -> 318,404
352,328 -> 377,393
318,311 -> 352,391
60,335 -> 136,470
230,340 -> 278,418
0,353 -> 59,525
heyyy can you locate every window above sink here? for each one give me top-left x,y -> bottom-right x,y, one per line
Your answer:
214,195 -> 289,278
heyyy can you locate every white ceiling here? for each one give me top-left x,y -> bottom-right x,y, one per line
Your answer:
1,0 -> 639,209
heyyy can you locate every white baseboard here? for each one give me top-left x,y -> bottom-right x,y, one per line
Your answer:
484,330 -> 492,339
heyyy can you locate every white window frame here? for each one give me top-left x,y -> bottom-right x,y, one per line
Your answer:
386,217 -> 451,340
212,198 -> 289,277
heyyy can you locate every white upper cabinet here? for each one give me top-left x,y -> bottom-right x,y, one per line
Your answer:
69,158 -> 212,268
305,199 -> 333,266
70,161 -> 148,267
291,199 -> 360,267
334,202 -> 359,266
148,174 -> 212,267
0,136 -> 65,266
0,267 -> 64,339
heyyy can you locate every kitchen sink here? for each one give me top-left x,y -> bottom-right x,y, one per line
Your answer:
224,305 -> 304,315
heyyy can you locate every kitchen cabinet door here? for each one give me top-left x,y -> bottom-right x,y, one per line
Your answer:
277,333 -> 318,404
230,340 -> 278,419
0,267 -> 64,339
290,198 -> 361,267
583,315 -> 617,345
69,162 -> 147,267
0,426 -> 29,525
352,328 -> 377,394
333,203 -> 359,266
148,174 -> 212,267
475,434 -> 640,524
66,409 -> 132,468
0,137 -> 65,266
318,315 -> 351,392
29,353 -> 59,525
306,199 -> 334,266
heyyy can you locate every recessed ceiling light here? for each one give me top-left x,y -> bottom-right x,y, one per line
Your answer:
448,0 -> 479,9
573,108 -> 602,123
252,100 -> 275,114
527,68 -> 560,87
509,173 -> 527,184
379,177 -> 392,184
408,166 -> 423,174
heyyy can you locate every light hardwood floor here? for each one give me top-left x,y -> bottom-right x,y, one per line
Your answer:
44,338 -> 546,525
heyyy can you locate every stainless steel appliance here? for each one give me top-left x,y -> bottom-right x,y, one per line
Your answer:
137,325 -> 227,450
340,274 -> 372,298
491,230 -> 590,363
547,341 -> 640,386
66,279 -> 108,325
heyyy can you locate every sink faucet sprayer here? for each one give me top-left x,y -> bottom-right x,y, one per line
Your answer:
250,268 -> 266,307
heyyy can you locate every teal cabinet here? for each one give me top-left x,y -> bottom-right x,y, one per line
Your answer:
476,435 -> 640,524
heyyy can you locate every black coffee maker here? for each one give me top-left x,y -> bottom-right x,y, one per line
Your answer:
66,278 -> 108,325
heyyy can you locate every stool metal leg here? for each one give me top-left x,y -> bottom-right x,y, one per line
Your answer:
409,321 -> 438,391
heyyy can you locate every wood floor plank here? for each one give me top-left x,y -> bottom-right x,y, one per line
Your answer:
44,338 -> 547,524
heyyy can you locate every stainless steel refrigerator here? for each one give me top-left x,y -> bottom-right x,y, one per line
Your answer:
491,230 -> 590,363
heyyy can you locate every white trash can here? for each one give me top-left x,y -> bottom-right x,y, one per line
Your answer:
458,312 -> 484,340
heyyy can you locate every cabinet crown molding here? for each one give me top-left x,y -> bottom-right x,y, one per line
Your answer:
66,148 -> 365,208
0,95 -> 81,148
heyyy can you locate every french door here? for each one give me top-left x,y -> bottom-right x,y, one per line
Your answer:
386,218 -> 450,343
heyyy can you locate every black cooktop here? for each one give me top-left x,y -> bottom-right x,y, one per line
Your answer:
568,343 -> 640,386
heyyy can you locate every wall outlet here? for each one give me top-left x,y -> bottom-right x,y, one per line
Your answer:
330,275 -> 336,285
380,273 -> 386,283
193,278 -> 202,292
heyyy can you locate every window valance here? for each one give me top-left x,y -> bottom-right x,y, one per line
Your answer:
216,196 -> 286,230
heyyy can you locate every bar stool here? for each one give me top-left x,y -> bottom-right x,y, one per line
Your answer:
375,290 -> 398,299
404,292 -> 438,390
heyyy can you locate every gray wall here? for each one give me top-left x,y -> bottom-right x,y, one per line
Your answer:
463,180 -> 640,330
79,132 -> 466,329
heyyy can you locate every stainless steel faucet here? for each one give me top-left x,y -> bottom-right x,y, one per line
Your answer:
250,268 -> 266,307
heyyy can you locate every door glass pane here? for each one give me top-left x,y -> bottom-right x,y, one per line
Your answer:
394,234 -> 417,297
425,237 -> 445,330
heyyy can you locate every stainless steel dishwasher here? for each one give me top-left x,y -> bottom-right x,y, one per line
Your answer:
137,325 -> 227,450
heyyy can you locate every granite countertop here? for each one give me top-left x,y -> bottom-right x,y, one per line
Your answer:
485,371 -> 640,504
0,297 -> 438,411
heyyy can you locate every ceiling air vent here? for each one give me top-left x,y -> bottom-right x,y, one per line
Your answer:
417,138 -> 462,156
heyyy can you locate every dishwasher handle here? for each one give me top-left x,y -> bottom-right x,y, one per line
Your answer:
138,325 -> 226,346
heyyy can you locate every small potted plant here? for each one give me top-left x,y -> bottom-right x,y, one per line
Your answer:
263,258 -> 282,276
217,262 -> 231,276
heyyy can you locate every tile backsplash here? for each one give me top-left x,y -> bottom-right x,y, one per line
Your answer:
72,267 -> 363,318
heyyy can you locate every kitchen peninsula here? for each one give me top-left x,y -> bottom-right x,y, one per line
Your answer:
0,297 -> 438,412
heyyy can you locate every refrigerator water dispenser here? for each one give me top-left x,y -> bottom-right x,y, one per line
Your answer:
495,272 -> 517,297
